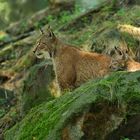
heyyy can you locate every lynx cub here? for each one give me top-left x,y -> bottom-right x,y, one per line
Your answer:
110,46 -> 140,72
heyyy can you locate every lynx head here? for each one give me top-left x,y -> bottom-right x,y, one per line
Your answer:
33,26 -> 56,59
110,46 -> 129,71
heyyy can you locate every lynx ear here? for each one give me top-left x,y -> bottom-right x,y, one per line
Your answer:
39,27 -> 44,34
49,30 -> 55,37
47,25 -> 55,37
47,25 -> 52,32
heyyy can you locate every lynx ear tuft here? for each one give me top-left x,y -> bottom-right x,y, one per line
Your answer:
114,46 -> 118,50
47,25 -> 52,32
47,25 -> 51,29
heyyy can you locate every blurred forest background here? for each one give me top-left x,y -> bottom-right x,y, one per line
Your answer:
0,0 -> 104,29
0,0 -> 140,140
0,0 -> 48,29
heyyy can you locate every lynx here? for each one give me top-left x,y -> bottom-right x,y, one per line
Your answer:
110,46 -> 140,72
110,24 -> 140,71
33,27 -> 113,93
118,24 -> 140,61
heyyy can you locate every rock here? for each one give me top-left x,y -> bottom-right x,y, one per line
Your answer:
4,71 -> 140,140
106,114 -> 140,140
20,60 -> 55,116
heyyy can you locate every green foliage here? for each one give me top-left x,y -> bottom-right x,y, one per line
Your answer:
121,137 -> 133,140
0,98 -> 6,106
0,0 -> 48,29
0,108 -> 6,118
34,17 -> 49,29
20,20 -> 28,33
47,15 -> 54,23
59,11 -> 72,24
116,8 -> 127,17
4,71 -> 140,140
0,32 -> 10,42
71,30 -> 92,45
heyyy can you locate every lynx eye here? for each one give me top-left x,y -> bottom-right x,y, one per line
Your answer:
125,50 -> 128,53
118,51 -> 122,55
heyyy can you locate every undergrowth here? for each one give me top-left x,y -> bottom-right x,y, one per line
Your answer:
4,71 -> 140,140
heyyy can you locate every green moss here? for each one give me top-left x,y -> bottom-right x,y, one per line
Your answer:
0,108 -> 6,118
4,71 -> 140,140
0,45 -> 14,58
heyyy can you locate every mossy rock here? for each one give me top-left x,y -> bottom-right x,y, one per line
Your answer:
106,114 -> 140,140
4,71 -> 140,140
21,60 -> 55,116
